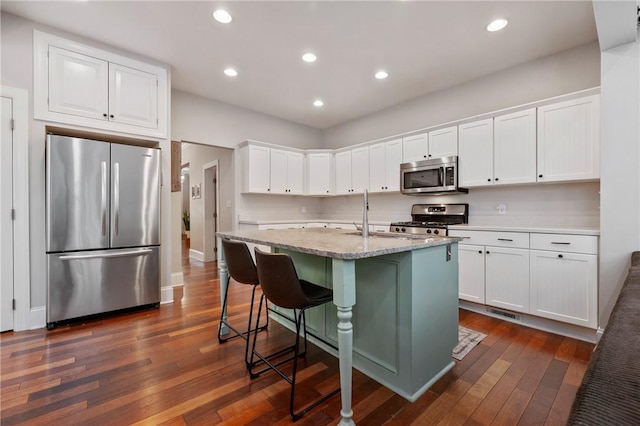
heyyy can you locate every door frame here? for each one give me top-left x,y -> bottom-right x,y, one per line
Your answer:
202,160 -> 219,262
1,86 -> 30,331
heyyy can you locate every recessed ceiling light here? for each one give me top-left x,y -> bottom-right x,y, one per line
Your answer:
302,53 -> 317,63
224,68 -> 238,77
213,9 -> 233,24
375,71 -> 389,80
486,18 -> 508,32
313,100 -> 324,107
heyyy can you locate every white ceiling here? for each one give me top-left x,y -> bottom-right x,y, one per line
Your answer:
1,1 -> 598,129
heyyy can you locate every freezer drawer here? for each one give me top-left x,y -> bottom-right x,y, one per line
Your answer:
47,246 -> 160,324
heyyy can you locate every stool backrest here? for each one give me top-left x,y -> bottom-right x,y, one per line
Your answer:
221,239 -> 259,285
254,248 -> 311,309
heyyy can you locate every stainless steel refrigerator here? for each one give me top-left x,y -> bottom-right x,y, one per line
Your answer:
46,134 -> 161,328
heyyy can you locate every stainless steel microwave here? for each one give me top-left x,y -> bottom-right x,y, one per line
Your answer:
400,156 -> 468,195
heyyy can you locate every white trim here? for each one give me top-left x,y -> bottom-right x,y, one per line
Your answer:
1,86 -> 30,332
29,306 -> 46,330
189,248 -> 204,262
202,160 -> 219,263
171,271 -> 184,286
160,286 -> 174,304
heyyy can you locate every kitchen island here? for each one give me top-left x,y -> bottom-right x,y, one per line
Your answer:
217,228 -> 462,426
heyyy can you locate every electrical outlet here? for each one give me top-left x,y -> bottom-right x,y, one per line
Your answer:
496,204 -> 507,215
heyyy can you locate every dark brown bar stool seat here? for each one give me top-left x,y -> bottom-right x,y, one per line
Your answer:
250,248 -> 340,422
218,239 -> 269,368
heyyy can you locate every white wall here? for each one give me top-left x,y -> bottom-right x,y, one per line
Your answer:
598,32 -> 640,328
0,12 -> 172,310
323,43 -> 601,148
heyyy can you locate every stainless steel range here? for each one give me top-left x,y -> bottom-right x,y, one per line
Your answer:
389,204 -> 469,236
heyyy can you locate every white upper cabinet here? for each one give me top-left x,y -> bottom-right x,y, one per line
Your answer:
537,95 -> 600,182
243,143 -> 303,195
306,152 -> 334,196
458,118 -> 494,187
493,108 -> 537,185
402,126 -> 457,163
369,139 -> 402,193
335,147 -> 369,195
34,30 -> 168,139
48,46 -> 109,120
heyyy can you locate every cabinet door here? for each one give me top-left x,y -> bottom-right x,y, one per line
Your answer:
494,108 -> 537,185
351,146 -> 369,194
428,126 -> 458,159
485,246 -> 529,313
368,142 -> 387,193
287,151 -> 304,194
48,46 -> 108,120
537,95 -> 599,182
384,139 -> 403,192
246,145 -> 271,193
335,151 -> 352,195
108,63 -> 158,129
269,148 -> 288,194
307,153 -> 333,195
530,250 -> 597,328
458,244 -> 485,304
402,133 -> 428,163
458,118 -> 494,187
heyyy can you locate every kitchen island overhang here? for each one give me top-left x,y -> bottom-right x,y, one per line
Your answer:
216,228 -> 462,425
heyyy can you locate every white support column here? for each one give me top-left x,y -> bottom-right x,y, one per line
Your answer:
217,236 -> 230,335
332,258 -> 356,426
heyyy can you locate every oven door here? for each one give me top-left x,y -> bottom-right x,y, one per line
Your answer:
401,164 -> 445,194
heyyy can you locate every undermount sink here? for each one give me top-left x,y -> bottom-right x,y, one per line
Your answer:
345,231 -> 430,240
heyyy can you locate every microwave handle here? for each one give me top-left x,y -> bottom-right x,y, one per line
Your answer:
440,167 -> 445,186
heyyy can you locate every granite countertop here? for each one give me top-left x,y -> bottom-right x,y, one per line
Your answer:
238,218 -> 391,226
448,224 -> 600,236
217,228 -> 462,260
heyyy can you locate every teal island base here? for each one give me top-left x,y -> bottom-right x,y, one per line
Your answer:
270,243 -> 459,402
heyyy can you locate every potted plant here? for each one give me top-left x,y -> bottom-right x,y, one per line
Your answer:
182,210 -> 190,240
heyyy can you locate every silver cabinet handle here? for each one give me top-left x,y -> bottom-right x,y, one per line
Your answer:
551,242 -> 571,245
497,238 -> 513,242
114,162 -> 120,235
60,249 -> 152,260
101,161 -> 107,236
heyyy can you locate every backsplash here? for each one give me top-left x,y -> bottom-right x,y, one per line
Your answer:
239,181 -> 600,228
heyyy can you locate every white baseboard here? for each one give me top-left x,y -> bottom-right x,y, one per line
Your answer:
160,286 -> 174,304
171,272 -> 184,286
30,306 -> 46,330
189,249 -> 204,262
596,327 -> 605,344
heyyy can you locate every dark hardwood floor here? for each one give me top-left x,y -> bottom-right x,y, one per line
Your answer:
0,238 -> 594,425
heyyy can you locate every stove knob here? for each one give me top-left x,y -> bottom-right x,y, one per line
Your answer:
434,229 -> 440,235
395,227 -> 400,232
401,228 -> 406,232
426,229 -> 432,234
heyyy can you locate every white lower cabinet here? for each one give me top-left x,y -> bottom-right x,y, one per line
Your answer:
529,234 -> 598,328
485,246 -> 529,313
451,229 -> 599,329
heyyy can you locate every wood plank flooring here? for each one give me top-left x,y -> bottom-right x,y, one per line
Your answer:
0,239 -> 594,425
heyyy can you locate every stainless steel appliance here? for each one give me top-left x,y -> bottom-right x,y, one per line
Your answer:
46,134 -> 161,328
400,156 -> 468,195
389,203 -> 468,236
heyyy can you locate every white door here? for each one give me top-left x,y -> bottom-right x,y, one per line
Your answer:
428,126 -> 458,159
335,151 -> 352,194
458,244 -> 485,304
402,133 -> 428,163
48,46 -> 109,120
493,108 -> 537,185
286,151 -> 304,194
458,118 -> 494,187
246,145 -> 270,193
368,142 -> 387,192
485,246 -> 530,314
1,96 -> 14,331
108,63 -> 158,129
384,139 -> 403,192
307,153 -> 332,195
269,148 -> 288,194
350,146 -> 369,194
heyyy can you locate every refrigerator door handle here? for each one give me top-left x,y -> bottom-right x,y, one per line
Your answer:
114,162 -> 120,235
59,248 -> 153,261
101,161 -> 107,236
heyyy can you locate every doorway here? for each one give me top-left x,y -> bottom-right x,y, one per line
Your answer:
1,86 -> 30,332
203,160 -> 219,262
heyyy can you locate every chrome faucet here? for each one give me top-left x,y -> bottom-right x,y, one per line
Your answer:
362,189 -> 369,238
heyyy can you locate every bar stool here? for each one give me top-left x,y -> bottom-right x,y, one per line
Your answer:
250,248 -> 340,422
218,239 -> 269,368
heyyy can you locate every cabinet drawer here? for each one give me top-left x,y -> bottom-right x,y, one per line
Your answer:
449,230 -> 529,249
530,233 -> 598,254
